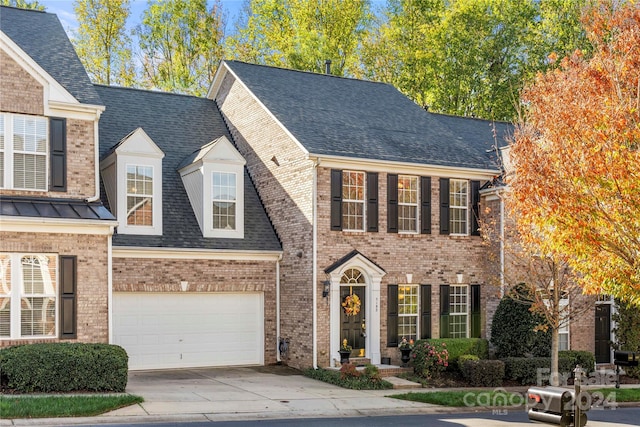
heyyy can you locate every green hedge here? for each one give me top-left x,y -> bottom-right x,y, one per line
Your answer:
559,350 -> 595,374
427,338 -> 489,369
0,343 -> 128,393
461,359 -> 505,387
503,357 -> 573,385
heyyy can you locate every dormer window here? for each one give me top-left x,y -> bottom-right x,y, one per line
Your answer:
100,128 -> 164,235
179,136 -> 245,239
212,171 -> 237,230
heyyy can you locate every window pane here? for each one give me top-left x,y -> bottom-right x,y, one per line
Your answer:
449,285 -> 468,338
0,254 -> 11,338
398,285 -> 418,341
342,171 -> 365,231
20,255 -> 56,338
0,297 -> 9,337
126,166 -> 154,226
13,153 -> 46,190
212,172 -> 237,230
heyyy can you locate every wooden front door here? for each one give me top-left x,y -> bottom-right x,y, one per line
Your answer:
595,304 -> 611,364
340,285 -> 365,356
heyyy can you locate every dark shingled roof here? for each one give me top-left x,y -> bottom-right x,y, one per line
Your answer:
0,6 -> 102,106
0,196 -> 115,221
94,85 -> 281,252
224,60 -> 509,171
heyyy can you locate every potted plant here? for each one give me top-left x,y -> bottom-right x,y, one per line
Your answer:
338,338 -> 352,364
398,337 -> 414,367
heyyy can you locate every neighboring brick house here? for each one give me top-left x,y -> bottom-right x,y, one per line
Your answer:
0,7 -> 115,346
1,6 -> 613,371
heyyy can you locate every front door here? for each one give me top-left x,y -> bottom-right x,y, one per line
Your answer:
340,285 -> 365,357
595,304 -> 611,364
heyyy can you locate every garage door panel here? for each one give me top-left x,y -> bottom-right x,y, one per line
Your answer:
113,293 -> 264,370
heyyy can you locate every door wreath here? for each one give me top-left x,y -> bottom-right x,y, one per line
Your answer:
342,293 -> 361,316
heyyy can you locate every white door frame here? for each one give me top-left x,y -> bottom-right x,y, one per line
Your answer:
327,254 -> 385,367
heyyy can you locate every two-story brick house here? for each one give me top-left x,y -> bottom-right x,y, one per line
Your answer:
210,61 -> 512,368
1,6 -> 609,371
0,6 -> 116,346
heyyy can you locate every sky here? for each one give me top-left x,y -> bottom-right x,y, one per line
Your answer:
39,0 -> 247,36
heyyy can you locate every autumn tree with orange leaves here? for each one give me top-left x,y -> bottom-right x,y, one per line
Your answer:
509,1 -> 640,308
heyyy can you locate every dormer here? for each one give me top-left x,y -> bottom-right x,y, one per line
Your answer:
100,128 -> 164,235
178,135 -> 245,239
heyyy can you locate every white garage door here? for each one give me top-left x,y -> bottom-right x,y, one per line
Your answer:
113,293 -> 264,370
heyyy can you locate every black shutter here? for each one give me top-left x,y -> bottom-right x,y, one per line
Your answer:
439,178 -> 450,235
387,284 -> 399,347
471,180 -> 481,236
471,284 -> 481,338
367,172 -> 378,232
59,256 -> 77,339
49,117 -> 66,192
420,284 -> 432,339
387,174 -> 398,233
420,176 -> 431,234
330,169 -> 342,231
439,284 -> 450,338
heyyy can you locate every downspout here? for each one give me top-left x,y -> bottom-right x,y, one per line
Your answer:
86,113 -> 102,202
312,159 -> 319,369
276,253 -> 282,363
107,225 -> 114,343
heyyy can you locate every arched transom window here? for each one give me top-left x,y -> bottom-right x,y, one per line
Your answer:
340,268 -> 365,284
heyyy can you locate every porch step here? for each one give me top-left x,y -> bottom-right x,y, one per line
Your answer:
349,357 -> 371,366
385,376 -> 423,389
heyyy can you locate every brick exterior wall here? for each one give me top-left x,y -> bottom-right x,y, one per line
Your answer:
217,73 -> 315,369
0,50 -> 43,116
0,232 -> 110,347
112,257 -> 279,365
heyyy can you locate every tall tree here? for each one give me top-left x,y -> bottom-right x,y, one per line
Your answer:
508,1 -> 640,305
0,0 -> 45,10
227,0 -> 372,76
136,0 -> 225,96
73,0 -> 135,86
359,0 -> 590,121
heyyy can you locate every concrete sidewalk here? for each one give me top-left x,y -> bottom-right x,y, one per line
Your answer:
2,365 -> 639,426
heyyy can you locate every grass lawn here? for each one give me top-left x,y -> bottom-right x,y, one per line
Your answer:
389,390 -> 526,407
390,388 -> 640,408
0,394 -> 143,419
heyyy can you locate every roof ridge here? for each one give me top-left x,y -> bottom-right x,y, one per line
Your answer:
93,84 -> 208,100
226,59 -> 390,87
0,5 -> 48,13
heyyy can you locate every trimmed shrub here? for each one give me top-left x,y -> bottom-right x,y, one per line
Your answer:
0,343 -> 128,393
491,284 -> 551,358
426,338 -> 489,370
457,354 -> 480,372
559,350 -> 595,374
304,368 -> 393,390
503,357 -> 573,385
461,359 -> 505,387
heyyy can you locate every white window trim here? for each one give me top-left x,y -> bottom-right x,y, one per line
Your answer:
125,164 -> 155,228
558,297 -> 570,351
450,284 -> 469,338
342,170 -> 366,232
204,163 -> 244,239
450,179 -> 469,236
0,113 -> 48,192
117,158 -> 162,235
0,253 -> 57,340
398,175 -> 419,234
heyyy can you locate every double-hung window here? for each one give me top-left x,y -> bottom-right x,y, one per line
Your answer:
126,165 -> 154,226
449,179 -> 468,235
449,284 -> 468,338
0,253 -> 57,339
212,171 -> 237,230
398,284 -> 418,341
342,170 -> 365,231
398,175 -> 418,233
0,113 -> 48,191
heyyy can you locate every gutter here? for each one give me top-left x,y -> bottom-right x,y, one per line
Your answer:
276,253 -> 282,363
